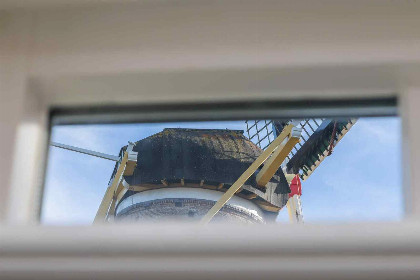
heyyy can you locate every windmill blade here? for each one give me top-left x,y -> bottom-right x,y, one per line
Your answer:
286,119 -> 357,180
50,142 -> 120,162
245,118 -> 356,180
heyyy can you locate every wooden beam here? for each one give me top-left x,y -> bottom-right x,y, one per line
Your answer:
287,195 -> 304,223
256,135 -> 300,187
218,183 -> 224,190
161,179 -> 168,186
242,193 -> 257,200
255,200 -> 281,212
127,185 -> 151,192
115,187 -> 128,205
101,147 -> 138,220
199,124 -> 295,224
107,182 -> 125,218
93,152 -> 128,223
107,179 -> 131,218
286,198 -> 295,222
247,194 -> 257,200
124,160 -> 137,176
106,193 -> 119,219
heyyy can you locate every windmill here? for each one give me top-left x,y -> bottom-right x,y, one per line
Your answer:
51,118 -> 356,224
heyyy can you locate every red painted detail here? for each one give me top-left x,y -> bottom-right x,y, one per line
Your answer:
289,175 -> 302,198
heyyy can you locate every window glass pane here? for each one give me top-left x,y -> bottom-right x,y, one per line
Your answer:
42,117 -> 401,225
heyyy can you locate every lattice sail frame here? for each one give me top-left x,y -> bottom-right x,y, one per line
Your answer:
245,119 -> 325,160
245,118 -> 356,180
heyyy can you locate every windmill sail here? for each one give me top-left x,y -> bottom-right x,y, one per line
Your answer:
245,118 -> 356,180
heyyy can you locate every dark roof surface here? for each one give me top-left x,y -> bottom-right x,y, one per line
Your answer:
123,128 -> 289,194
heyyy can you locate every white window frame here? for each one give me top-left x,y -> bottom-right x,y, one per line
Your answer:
2,1 -> 420,278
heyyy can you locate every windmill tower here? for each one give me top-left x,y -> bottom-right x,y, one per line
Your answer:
97,127 -> 299,224
52,118 -> 356,224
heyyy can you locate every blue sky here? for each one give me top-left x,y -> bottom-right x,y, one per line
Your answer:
41,117 -> 402,225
